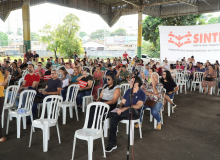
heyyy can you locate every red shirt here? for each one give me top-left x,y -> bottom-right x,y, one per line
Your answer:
35,69 -> 46,79
123,53 -> 129,58
115,64 -> 123,70
138,64 -> 144,66
24,73 -> 40,87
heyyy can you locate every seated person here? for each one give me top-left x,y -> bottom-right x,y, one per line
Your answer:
30,69 -> 62,121
196,62 -> 206,72
1,61 -> 12,75
59,67 -> 71,81
106,64 -> 117,76
115,60 -> 123,71
9,62 -> 22,85
47,58 -> 52,65
169,64 -> 177,75
76,68 -> 94,109
53,59 -> 60,67
138,59 -> 144,66
92,64 -> 104,99
41,58 -> 47,67
99,62 -> 106,72
116,65 -> 130,85
88,73 -> 121,128
161,70 -> 178,109
140,73 -> 163,130
40,64 -> 52,88
35,62 -> 46,80
20,59 -> 28,70
61,66 -> 82,101
105,76 -> 146,152
8,64 -> 40,107
202,65 -> 217,94
65,62 -> 74,75
144,64 -> 149,78
50,57 -> 55,64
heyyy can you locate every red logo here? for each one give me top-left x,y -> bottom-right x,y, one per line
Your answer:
168,31 -> 192,48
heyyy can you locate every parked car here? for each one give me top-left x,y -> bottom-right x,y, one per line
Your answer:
132,54 -> 160,65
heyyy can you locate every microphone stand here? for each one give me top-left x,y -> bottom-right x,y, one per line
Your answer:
127,71 -> 139,160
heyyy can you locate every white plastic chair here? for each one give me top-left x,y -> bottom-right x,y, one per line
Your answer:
29,95 -> 63,152
6,90 -> 37,138
118,83 -> 130,105
191,72 -> 203,92
22,70 -> 29,78
1,85 -> 19,128
18,78 -> 24,87
71,102 -> 109,160
58,84 -> 79,124
82,81 -> 95,112
176,73 -> 187,94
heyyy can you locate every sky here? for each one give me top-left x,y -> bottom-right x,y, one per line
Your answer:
0,3 -> 148,35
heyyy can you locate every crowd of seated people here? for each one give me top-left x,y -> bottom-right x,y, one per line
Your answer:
1,50 -> 220,146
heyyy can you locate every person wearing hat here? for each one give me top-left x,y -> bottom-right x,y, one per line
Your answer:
76,68 -> 94,109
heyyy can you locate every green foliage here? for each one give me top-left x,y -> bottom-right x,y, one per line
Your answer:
142,14 -> 202,55
79,32 -> 87,38
110,28 -> 126,36
208,17 -> 219,24
17,28 -> 22,35
142,41 -> 160,58
90,29 -> 110,40
0,32 -> 9,46
39,13 -> 84,58
31,32 -> 40,41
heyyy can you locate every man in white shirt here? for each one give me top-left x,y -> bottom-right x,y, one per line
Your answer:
162,60 -> 170,70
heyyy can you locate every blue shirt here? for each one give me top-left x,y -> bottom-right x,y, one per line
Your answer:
123,88 -> 146,111
196,68 -> 206,72
144,69 -> 149,77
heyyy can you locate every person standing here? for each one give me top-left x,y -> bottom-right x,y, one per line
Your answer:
0,70 -> 9,142
73,52 -> 78,61
122,51 -> 129,59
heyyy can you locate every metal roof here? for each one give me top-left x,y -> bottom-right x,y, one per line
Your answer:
0,0 -> 219,27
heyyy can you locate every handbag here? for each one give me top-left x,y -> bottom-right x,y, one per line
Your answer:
144,99 -> 156,107
94,80 -> 100,86
204,77 -> 214,81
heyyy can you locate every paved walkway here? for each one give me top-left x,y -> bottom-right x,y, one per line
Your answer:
1,90 -> 220,160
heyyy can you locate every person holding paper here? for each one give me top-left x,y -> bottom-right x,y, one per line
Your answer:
59,67 -> 71,81
28,69 -> 62,123
76,68 -> 94,110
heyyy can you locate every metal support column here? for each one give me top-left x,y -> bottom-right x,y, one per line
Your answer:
22,1 -> 31,53
137,10 -> 142,59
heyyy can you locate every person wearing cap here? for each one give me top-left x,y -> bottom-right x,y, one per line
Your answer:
65,62 -> 74,75
115,60 -> 123,71
76,68 -> 94,109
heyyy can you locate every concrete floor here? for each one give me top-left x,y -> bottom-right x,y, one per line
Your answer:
1,90 -> 220,160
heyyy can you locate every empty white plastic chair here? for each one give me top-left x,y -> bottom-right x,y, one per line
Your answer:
71,102 -> 109,160
6,90 -> 36,138
1,85 -> 19,128
176,72 -> 188,94
191,72 -> 203,92
58,84 -> 79,124
29,95 -> 63,152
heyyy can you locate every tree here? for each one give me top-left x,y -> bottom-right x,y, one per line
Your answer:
39,23 -> 61,58
90,29 -> 110,40
79,32 -> 87,38
17,28 -> 23,35
39,13 -> 84,58
142,14 -> 202,54
0,32 -> 9,46
31,32 -> 40,41
58,13 -> 84,58
208,17 -> 219,24
110,28 -> 126,36
142,41 -> 160,58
